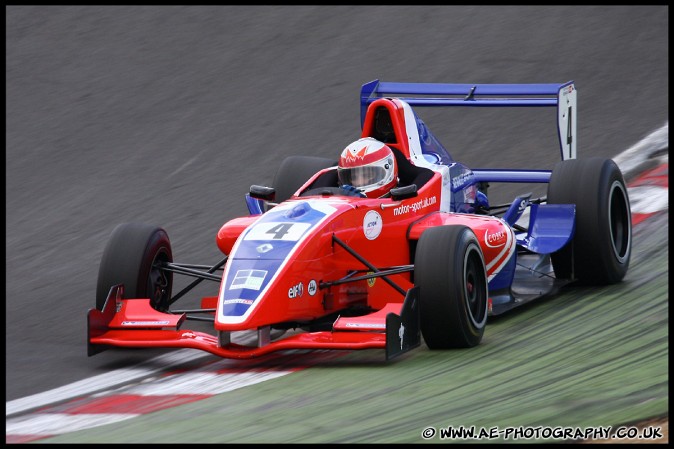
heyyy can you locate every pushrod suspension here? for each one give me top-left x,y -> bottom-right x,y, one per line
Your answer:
166,256 -> 229,306
331,235 -> 407,296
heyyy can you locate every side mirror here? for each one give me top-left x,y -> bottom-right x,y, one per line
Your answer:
249,185 -> 276,201
390,184 -> 418,201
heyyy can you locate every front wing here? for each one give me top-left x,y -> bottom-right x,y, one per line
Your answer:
88,284 -> 420,360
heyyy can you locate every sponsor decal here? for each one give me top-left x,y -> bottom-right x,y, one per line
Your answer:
451,172 -> 473,190
223,299 -> 254,305
363,210 -> 383,240
518,199 -> 528,213
398,323 -> 405,350
486,220 -> 516,281
484,228 -> 507,248
256,243 -> 273,253
308,279 -> 318,296
344,322 -> 386,329
244,222 -> 311,242
230,269 -> 267,290
121,320 -> 171,326
463,184 -> 478,204
288,282 -> 304,298
367,271 -> 376,287
393,196 -> 437,216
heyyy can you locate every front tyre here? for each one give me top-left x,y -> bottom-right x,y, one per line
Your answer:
547,157 -> 631,284
96,223 -> 173,312
415,225 -> 488,349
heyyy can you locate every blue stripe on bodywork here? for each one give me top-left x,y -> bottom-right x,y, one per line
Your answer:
220,200 -> 334,318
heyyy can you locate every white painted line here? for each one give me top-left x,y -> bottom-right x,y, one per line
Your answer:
6,413 -> 139,436
5,349 -> 209,417
613,122 -> 668,176
628,186 -> 669,214
6,330 -> 261,417
120,370 -> 292,396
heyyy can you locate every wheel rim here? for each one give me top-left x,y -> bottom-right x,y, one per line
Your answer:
147,248 -> 172,311
609,180 -> 631,263
464,244 -> 487,328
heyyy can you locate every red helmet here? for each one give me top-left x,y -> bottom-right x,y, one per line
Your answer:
338,137 -> 398,198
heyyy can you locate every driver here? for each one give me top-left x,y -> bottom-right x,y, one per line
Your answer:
337,137 -> 398,198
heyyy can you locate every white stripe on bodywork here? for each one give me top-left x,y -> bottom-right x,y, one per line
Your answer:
485,219 -> 516,281
399,100 -> 453,212
399,100 -> 426,166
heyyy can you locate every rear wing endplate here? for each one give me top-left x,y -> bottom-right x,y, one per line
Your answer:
361,80 -> 577,160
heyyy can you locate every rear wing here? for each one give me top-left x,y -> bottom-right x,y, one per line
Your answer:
360,80 -> 577,161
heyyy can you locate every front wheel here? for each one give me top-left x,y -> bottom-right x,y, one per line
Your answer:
414,225 -> 488,349
96,223 -> 173,312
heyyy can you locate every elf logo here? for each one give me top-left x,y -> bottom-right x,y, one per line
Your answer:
288,282 -> 304,298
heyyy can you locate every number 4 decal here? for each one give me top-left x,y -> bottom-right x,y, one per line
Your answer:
559,84 -> 577,160
266,223 -> 293,239
244,222 -> 312,241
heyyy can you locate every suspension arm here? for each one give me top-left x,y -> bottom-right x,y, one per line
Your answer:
331,235 -> 407,296
319,265 -> 413,289
166,256 -> 229,306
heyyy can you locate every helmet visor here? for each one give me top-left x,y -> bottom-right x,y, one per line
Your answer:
338,165 -> 387,188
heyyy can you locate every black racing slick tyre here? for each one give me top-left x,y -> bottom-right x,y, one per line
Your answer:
415,225 -> 489,349
96,223 -> 173,312
272,156 -> 337,204
547,157 -> 632,285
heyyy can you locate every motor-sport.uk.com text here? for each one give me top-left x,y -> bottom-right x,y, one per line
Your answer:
393,196 -> 437,216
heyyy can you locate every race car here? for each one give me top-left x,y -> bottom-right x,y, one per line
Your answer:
88,80 -> 632,360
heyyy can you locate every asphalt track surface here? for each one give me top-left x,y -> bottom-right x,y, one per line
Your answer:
5,5 -> 668,442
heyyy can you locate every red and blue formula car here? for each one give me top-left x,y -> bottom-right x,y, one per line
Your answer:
88,80 -> 632,360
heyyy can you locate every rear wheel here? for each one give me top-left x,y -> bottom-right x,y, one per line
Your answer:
415,225 -> 488,349
272,156 -> 337,203
96,222 -> 173,312
547,157 -> 631,284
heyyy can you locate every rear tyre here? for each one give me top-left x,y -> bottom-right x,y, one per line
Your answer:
547,157 -> 631,284
96,223 -> 173,312
272,156 -> 337,203
415,225 -> 488,349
